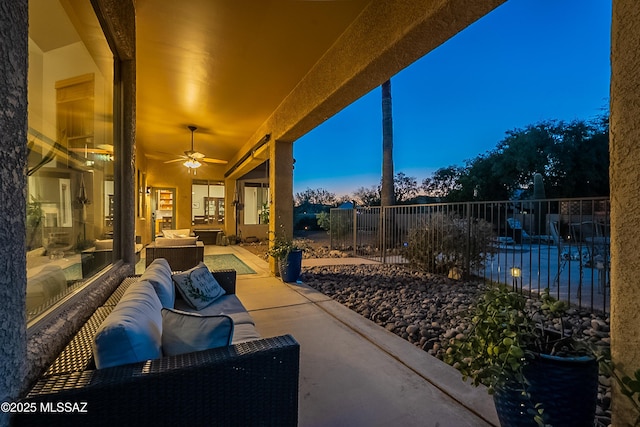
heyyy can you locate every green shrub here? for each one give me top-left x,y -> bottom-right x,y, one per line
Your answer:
329,210 -> 354,250
403,212 -> 495,276
316,211 -> 330,231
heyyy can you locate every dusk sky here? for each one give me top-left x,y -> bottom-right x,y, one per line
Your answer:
292,0 -> 612,197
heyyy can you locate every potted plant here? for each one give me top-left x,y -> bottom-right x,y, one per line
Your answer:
267,234 -> 304,283
444,285 -> 598,427
26,197 -> 44,251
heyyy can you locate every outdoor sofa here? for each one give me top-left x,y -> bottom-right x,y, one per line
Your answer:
145,236 -> 205,271
15,259 -> 300,426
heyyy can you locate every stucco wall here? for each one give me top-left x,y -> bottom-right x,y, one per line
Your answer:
0,2 -> 28,425
610,0 -> 640,425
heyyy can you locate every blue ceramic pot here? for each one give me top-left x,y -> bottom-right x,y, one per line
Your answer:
278,249 -> 302,282
493,353 -> 598,427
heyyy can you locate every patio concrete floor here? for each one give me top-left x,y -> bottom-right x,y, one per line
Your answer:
203,244 -> 499,426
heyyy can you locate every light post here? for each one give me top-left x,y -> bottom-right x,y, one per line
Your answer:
510,266 -> 522,292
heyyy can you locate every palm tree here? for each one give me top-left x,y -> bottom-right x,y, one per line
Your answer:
381,79 -> 394,206
379,79 -> 395,260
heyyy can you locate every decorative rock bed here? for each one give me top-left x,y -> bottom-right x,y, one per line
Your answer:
301,263 -> 612,427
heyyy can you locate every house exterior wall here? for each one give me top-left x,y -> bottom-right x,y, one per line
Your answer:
0,4 -> 136,421
0,2 -> 28,424
610,0 -> 640,424
2,1 -> 638,425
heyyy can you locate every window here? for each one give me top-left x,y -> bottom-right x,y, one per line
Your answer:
192,180 -> 225,225
27,1 -> 114,321
243,183 -> 269,225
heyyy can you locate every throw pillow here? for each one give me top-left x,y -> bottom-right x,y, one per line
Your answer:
161,308 -> 234,356
172,262 -> 225,310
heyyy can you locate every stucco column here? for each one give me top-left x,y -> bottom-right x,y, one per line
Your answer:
117,58 -> 136,267
0,0 -> 28,424
610,0 -> 640,425
268,140 -> 294,274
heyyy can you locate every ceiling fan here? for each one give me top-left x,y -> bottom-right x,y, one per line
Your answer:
164,125 -> 228,171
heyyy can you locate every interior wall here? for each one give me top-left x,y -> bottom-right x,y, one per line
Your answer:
135,146 -> 150,244
144,158 -> 227,239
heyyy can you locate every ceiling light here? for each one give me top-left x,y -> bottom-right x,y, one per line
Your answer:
183,158 -> 201,169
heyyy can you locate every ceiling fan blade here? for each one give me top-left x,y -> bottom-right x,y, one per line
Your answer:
163,158 -> 186,164
68,147 -> 112,155
184,150 -> 205,159
202,157 -> 228,165
96,144 -> 114,152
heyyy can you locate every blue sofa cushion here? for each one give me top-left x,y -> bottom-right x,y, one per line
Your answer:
140,258 -> 174,308
93,280 -> 163,369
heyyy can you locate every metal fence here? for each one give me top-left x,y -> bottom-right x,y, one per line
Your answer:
330,198 -> 611,313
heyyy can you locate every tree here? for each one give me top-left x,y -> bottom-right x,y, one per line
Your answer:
294,187 -> 336,210
381,79 -> 394,206
352,186 -> 380,206
422,166 -> 464,199
545,119 -> 609,197
394,172 -> 419,203
422,116 -> 609,201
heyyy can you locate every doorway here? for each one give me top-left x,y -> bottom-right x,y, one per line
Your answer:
151,187 -> 176,238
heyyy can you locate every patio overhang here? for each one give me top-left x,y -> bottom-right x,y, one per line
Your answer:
135,0 -> 507,179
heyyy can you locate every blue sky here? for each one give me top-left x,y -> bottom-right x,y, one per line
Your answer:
292,0 -> 611,197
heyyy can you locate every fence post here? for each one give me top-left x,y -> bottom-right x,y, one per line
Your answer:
329,209 -> 333,250
352,205 -> 357,258
381,207 -> 386,263
465,203 -> 471,280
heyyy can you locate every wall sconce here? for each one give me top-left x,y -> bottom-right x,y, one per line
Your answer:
145,186 -> 151,195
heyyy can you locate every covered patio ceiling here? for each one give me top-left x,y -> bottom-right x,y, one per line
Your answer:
134,0 -> 506,178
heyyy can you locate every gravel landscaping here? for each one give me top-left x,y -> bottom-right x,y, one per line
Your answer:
300,263 -> 612,427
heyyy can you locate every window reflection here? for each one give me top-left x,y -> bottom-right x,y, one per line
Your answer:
192,180 -> 225,225
243,183 -> 270,225
27,1 -> 114,320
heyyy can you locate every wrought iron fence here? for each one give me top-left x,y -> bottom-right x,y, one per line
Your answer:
330,198 -> 611,313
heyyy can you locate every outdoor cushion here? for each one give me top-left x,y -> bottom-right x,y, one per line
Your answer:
174,294 -> 256,326
231,323 -> 262,345
93,280 -> 163,369
161,308 -> 233,356
140,258 -> 174,308
26,265 -> 67,312
162,229 -> 191,238
172,262 -> 225,310
94,239 -> 113,250
154,236 -> 198,247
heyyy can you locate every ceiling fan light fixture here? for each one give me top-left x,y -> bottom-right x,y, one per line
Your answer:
183,158 -> 201,169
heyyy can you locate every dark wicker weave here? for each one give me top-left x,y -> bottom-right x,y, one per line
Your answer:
43,307 -> 113,377
15,335 -> 299,426
145,241 -> 205,271
17,269 -> 299,426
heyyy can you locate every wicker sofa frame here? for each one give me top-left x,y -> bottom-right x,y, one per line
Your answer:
145,240 -> 205,271
15,270 -> 300,426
